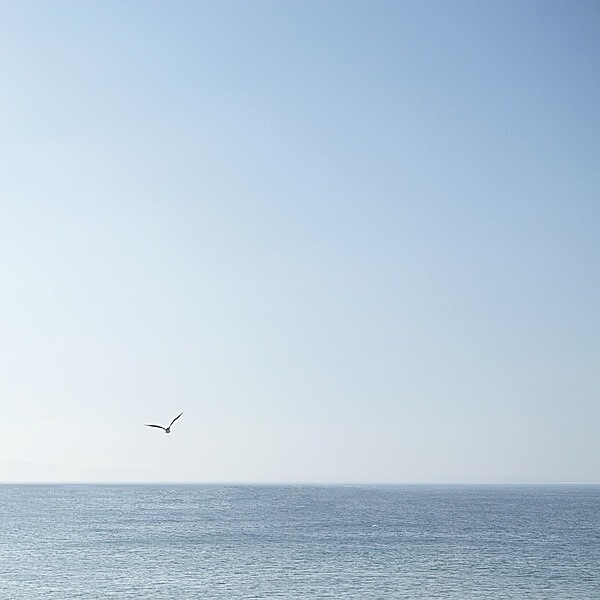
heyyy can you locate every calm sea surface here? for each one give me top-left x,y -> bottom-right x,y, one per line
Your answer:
0,484 -> 598,598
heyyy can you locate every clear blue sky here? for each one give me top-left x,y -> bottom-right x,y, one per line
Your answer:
1,1 -> 598,483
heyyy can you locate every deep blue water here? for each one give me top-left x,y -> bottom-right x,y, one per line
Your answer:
0,484 -> 598,598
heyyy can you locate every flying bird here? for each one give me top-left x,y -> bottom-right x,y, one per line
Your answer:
144,412 -> 183,434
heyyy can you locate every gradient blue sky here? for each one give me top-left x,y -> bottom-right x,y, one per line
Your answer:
1,1 -> 598,482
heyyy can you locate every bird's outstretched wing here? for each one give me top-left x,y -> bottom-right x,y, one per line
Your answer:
144,424 -> 167,431
169,412 -> 183,428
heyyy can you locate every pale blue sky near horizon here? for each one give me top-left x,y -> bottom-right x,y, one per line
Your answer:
1,1 -> 598,483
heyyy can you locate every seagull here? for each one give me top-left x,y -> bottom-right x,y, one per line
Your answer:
144,412 -> 183,434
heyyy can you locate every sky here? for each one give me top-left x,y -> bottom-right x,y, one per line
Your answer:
0,0 -> 598,483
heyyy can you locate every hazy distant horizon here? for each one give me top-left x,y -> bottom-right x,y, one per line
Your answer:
1,460 -> 599,487
2,479 -> 600,486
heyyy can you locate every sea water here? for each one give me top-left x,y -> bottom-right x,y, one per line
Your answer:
0,484 -> 598,598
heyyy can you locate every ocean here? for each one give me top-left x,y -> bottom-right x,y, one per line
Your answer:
0,484 -> 598,598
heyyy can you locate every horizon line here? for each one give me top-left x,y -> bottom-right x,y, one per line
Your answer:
2,480 -> 599,486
